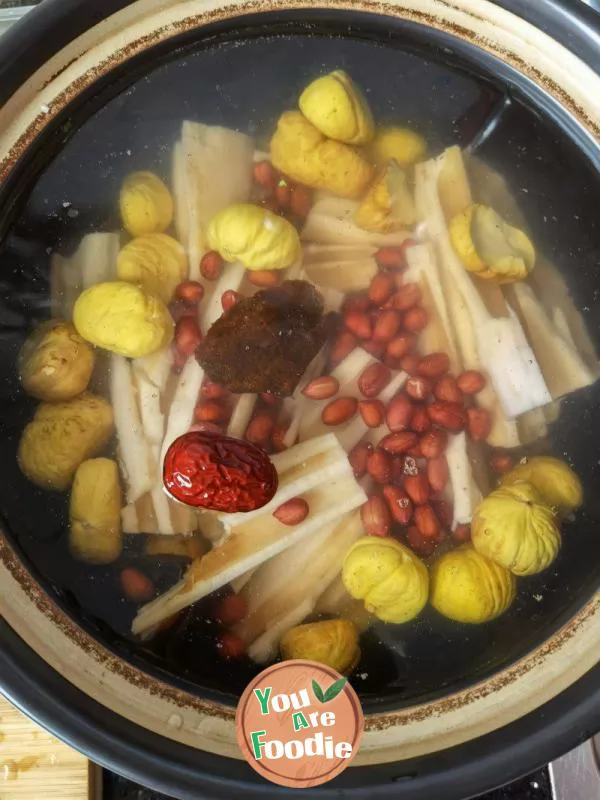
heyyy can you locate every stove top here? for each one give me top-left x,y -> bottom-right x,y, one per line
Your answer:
103,767 -> 554,800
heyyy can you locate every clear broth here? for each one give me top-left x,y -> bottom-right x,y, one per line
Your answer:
1,31 -> 600,709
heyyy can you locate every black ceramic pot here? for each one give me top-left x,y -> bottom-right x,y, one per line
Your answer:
0,1 -> 598,798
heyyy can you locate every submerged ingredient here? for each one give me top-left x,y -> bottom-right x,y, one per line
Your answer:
367,126 -> 428,167
116,233 -> 188,303
342,536 -> 429,623
69,458 -> 123,565
472,481 -> 561,576
501,456 -> 583,513
449,204 -> 535,283
298,70 -> 374,145
73,281 -> 173,358
280,618 -> 360,675
197,280 -> 327,395
18,319 -> 94,402
120,171 -> 173,237
430,545 -> 516,623
354,161 -> 416,232
18,393 -> 114,491
162,430 -> 278,512
270,111 -> 373,199
207,203 -> 301,270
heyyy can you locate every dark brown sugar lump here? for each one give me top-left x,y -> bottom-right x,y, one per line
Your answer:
196,280 -> 328,396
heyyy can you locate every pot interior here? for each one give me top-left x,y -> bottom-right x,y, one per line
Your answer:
0,13 -> 599,714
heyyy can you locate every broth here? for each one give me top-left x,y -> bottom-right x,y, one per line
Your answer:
1,32 -> 600,709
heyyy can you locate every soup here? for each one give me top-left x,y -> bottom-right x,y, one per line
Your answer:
1,33 -> 599,707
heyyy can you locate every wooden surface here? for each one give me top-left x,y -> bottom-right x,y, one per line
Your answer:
0,695 -> 96,799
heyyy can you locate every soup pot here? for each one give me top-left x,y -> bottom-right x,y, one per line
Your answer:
0,1 -> 599,798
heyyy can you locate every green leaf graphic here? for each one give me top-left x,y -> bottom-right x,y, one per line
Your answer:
323,677 -> 348,702
312,679 -> 325,703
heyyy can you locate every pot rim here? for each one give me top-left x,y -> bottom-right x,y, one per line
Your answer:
0,0 -> 599,794
2,616 -> 599,800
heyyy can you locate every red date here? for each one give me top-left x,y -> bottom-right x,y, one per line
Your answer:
163,430 -> 278,512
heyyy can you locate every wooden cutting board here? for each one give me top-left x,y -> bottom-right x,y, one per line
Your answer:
0,695 -> 100,798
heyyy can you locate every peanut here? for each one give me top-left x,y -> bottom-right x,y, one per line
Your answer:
245,413 -> 274,445
200,250 -> 224,281
214,594 -> 248,626
358,362 -> 391,398
273,497 -> 309,526
174,280 -> 205,305
427,455 -> 449,493
330,330 -> 357,365
174,316 -> 202,358
403,306 -> 428,332
405,375 -> 433,401
373,309 -> 402,343
392,282 -> 421,311
358,399 -> 385,428
321,396 -> 358,426
221,290 -> 242,312
410,405 -> 431,433
399,353 -> 420,375
434,376 -> 464,404
490,453 -> 515,474
380,431 -> 418,455
404,473 -> 430,506
419,429 -> 448,459
383,486 -> 413,526
386,394 -> 413,432
367,449 -> 392,484
414,504 -> 440,539
290,185 -> 312,219
427,401 -> 467,432
248,270 -> 280,288
386,333 -> 416,360
406,525 -> 436,557
121,568 -> 154,603
253,160 -> 279,189
361,495 -> 391,537
368,273 -> 396,306
453,524 -> 472,544
195,402 -> 227,423
217,632 -> 246,659
466,407 -> 492,442
417,353 -> 450,378
457,370 -> 486,395
362,339 -> 387,359
344,310 -> 372,340
375,245 -> 409,271
348,442 -> 373,479
302,376 -> 339,400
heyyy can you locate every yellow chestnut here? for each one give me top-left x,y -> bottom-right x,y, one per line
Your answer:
430,545 -> 516,624
368,126 -> 427,167
354,161 -> 416,232
18,393 -> 114,491
70,458 -> 123,565
270,111 -> 373,199
299,70 -> 374,145
207,203 -> 301,270
120,171 -> 173,237
449,203 -> 535,283
342,536 -> 428,624
117,233 -> 188,303
501,456 -> 583,513
280,619 -> 360,675
472,481 -> 561,576
73,281 -> 173,358
18,319 -> 94,402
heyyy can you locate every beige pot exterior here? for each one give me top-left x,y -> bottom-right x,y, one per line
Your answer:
0,0 -> 598,766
